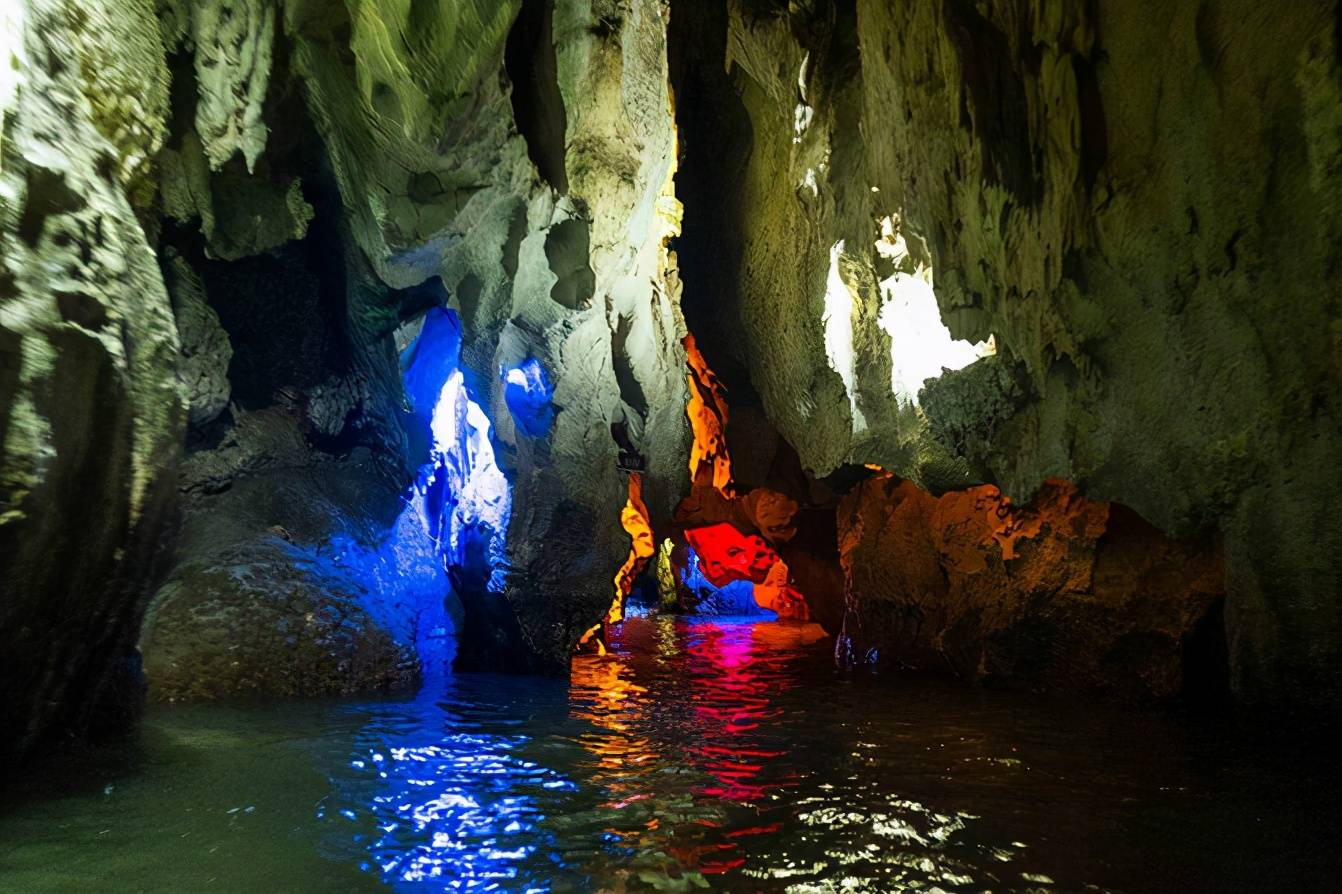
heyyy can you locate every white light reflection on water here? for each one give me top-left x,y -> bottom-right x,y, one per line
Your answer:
2,624 -> 1337,892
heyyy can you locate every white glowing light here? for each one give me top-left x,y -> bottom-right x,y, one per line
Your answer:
424,370 -> 512,589
821,240 -> 865,431
873,218 -> 990,406
1,0 -> 26,174
801,168 -> 819,196
793,104 -> 814,143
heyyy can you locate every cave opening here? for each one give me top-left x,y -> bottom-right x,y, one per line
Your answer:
399,306 -> 516,672
577,326 -> 826,657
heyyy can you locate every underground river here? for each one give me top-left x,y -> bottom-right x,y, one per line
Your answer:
2,613 -> 1336,893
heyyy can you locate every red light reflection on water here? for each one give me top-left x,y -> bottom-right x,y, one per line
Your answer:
571,616 -> 827,877
676,619 -> 827,873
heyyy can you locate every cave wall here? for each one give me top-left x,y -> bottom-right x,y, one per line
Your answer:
2,0 -> 691,750
0,0 -> 185,756
670,0 -> 1341,716
143,0 -> 689,687
4,0 -> 1339,756
870,0 -> 1342,715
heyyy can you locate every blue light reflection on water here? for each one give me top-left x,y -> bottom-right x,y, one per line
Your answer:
319,688 -> 578,893
317,619 -> 846,891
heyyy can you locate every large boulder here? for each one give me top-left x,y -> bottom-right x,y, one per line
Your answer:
141,450 -> 454,700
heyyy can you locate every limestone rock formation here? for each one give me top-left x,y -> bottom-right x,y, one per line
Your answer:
188,0 -> 276,173
141,452 -> 452,699
164,253 -> 232,427
0,0 -> 183,757
837,475 -> 1225,701
137,0 -> 690,692
670,0 -> 1342,716
3,0 -> 1340,758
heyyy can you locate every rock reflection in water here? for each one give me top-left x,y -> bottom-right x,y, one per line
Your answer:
3,613 -> 1336,891
325,616 -> 999,891
309,614 -> 1341,892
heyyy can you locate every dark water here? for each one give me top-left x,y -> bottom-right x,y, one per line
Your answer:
2,614 -> 1338,892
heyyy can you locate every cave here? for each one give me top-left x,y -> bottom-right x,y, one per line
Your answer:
1,1 -> 1340,890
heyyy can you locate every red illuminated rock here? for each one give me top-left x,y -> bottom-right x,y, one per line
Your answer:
684,523 -> 778,587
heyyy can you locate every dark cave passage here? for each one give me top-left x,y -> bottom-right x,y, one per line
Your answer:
505,0 -> 569,194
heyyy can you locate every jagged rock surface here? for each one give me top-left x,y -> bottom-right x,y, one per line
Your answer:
164,253 -> 232,427
671,0 -> 1342,715
837,476 -> 1225,701
0,0 -> 183,757
867,0 -> 1342,714
139,0 -> 690,690
141,450 -> 452,699
5,0 -> 1339,751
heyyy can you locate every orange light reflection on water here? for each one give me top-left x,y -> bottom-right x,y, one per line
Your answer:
570,616 -> 828,876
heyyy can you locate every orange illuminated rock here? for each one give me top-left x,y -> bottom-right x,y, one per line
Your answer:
684,334 -> 734,495
579,473 -> 655,653
837,475 -> 1224,700
740,488 -> 798,544
752,560 -> 811,621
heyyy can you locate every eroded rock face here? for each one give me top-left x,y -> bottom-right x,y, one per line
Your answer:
670,0 -> 1342,715
163,253 -> 232,427
0,0 -> 183,757
4,0 -> 1337,750
837,476 -> 1225,701
856,4 -> 1341,712
135,0 -> 690,691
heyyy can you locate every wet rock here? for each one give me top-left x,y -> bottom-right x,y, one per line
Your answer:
0,0 -> 183,757
855,0 -> 1342,712
7,0 -> 1334,742
837,476 -> 1225,701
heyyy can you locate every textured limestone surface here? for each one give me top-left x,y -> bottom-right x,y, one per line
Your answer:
137,0 -> 691,691
866,0 -> 1341,714
0,0 -> 183,757
671,0 -> 1342,715
837,475 -> 1225,701
163,252 -> 232,427
5,0 -> 1340,756
141,450 -> 453,700
192,0 -> 276,172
